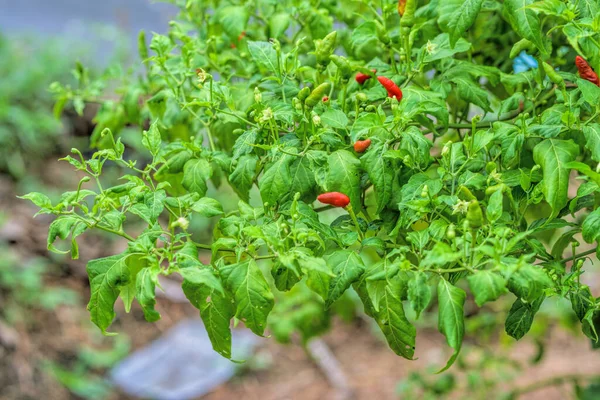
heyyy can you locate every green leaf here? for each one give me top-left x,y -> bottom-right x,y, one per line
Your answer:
87,252 -> 136,335
354,272 -> 416,359
289,156 -> 316,202
467,271 -> 508,307
136,265 -> 161,322
446,0 -> 484,48
325,250 -> 365,308
321,109 -> 349,129
486,189 -> 503,223
182,158 -> 213,197
145,189 -> 167,223
578,80 -> 600,107
583,124 -> 600,163
361,143 -> 393,214
219,259 -> 274,336
142,121 -> 162,157
451,77 -> 491,112
504,0 -> 547,55
119,255 -> 147,313
19,192 -> 52,209
248,41 -> 279,76
505,295 -> 545,340
269,12 -> 291,38
47,216 -> 86,256
507,264 -> 553,302
533,139 -> 579,220
423,33 -> 471,63
182,276 -> 233,358
191,197 -> 224,217
218,5 -> 248,38
326,150 -> 361,210
408,272 -> 431,319
582,208 -> 600,244
437,279 -> 466,372
232,130 -> 258,161
229,155 -> 257,202
260,154 -> 293,206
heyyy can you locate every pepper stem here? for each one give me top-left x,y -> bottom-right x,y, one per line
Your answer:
345,204 -> 364,241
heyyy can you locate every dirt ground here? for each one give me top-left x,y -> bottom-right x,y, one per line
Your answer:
1,160 -> 600,400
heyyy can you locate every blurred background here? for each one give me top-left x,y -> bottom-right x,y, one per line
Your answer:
1,1 -> 600,400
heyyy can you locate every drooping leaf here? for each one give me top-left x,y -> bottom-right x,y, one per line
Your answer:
437,279 -> 466,372
219,259 -> 274,336
505,295 -> 545,340
325,250 -> 365,308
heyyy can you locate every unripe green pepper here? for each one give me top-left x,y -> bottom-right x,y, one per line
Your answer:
330,54 -> 352,78
509,39 -> 534,59
542,62 -> 566,90
305,82 -> 331,107
315,31 -> 337,67
466,200 -> 484,229
400,0 -> 416,27
298,87 -> 311,101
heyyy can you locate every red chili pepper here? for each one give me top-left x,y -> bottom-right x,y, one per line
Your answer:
237,31 -> 246,41
377,76 -> 402,100
322,96 -> 329,102
230,43 -> 236,49
317,192 -> 350,208
354,139 -> 371,153
576,56 -> 600,86
355,69 -> 377,85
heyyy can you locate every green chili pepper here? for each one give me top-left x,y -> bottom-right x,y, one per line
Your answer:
400,0 -> 416,27
315,31 -> 337,67
305,83 -> 331,107
509,39 -> 534,59
297,87 -> 311,101
466,200 -> 484,229
138,30 -> 148,61
329,55 -> 352,78
542,62 -> 566,90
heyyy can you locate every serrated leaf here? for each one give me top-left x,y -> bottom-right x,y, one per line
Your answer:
219,259 -> 274,336
437,279 -> 466,372
467,271 -> 508,306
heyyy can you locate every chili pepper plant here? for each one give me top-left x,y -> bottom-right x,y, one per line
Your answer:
21,0 -> 600,371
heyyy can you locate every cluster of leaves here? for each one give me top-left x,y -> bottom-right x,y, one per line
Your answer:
23,0 -> 600,371
0,34 -> 80,178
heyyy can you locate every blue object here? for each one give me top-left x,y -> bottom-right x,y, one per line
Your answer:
110,319 -> 260,400
513,51 -> 538,73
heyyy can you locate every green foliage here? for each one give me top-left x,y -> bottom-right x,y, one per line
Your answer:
0,35 -> 76,178
23,0 -> 600,372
